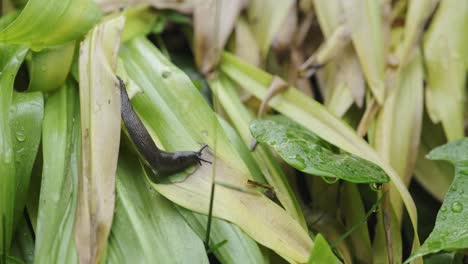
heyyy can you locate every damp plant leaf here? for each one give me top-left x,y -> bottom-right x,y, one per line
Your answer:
27,43 -> 75,92
34,82 -> 80,264
220,51 -> 420,256
10,91 -> 44,224
250,115 -> 389,183
107,141 -> 208,264
0,44 -> 28,253
423,0 -> 468,141
307,234 -> 341,264
0,0 -> 101,50
119,36 -> 313,263
406,138 -> 468,261
76,16 -> 124,264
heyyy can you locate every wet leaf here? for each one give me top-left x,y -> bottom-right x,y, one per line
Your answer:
250,115 -> 389,183
407,138 -> 468,261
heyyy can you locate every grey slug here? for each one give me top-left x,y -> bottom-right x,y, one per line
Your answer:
117,76 -> 211,177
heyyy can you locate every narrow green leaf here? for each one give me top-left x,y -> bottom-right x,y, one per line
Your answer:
250,116 -> 389,183
0,44 -> 28,252
107,141 -> 208,264
0,0 -> 101,50
307,234 -> 341,264
407,138 -> 468,261
35,82 -> 80,264
10,91 -> 44,225
76,16 -> 124,264
27,42 -> 75,92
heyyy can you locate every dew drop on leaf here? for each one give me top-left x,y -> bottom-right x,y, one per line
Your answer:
450,201 -> 463,213
322,176 -> 338,184
370,183 -> 383,191
15,130 -> 26,142
289,155 -> 306,170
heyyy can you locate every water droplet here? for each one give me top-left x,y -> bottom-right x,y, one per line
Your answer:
322,176 -> 338,184
3,148 -> 13,164
289,155 -> 306,170
440,206 -> 447,212
458,189 -> 464,195
161,71 -> 171,78
15,130 -> 26,142
450,185 -> 457,191
451,201 -> 463,213
370,183 -> 383,191
201,130 -> 208,137
440,215 -> 446,220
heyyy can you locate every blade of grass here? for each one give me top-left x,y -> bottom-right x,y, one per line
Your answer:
76,16 -> 124,264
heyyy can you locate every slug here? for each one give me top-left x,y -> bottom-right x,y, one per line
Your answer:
117,76 -> 211,177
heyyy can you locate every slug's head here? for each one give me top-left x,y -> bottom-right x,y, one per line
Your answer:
170,145 -> 212,167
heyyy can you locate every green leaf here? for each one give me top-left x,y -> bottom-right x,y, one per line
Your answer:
10,91 -> 44,225
107,141 -> 208,264
307,234 -> 341,264
424,252 -> 464,264
406,138 -> 468,261
0,0 -> 101,50
27,43 -> 75,92
0,44 -> 28,252
35,81 -> 79,264
250,116 -> 389,183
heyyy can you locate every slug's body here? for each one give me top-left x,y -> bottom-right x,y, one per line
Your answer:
117,76 -> 210,177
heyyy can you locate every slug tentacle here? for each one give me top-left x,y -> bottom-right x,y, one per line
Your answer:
117,75 -> 211,177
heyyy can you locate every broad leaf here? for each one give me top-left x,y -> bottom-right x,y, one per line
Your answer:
250,116 -> 389,183
407,138 -> 468,261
